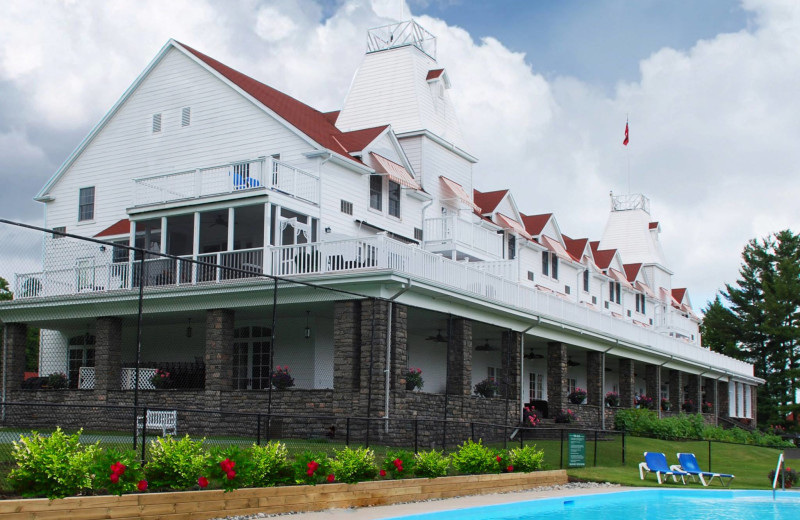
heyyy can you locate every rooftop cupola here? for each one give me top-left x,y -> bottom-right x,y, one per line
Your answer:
367,20 -> 437,59
599,192 -> 669,268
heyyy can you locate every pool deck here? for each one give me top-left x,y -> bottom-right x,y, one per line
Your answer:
285,485 -> 640,520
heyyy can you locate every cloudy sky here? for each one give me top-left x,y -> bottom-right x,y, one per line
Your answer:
1,0 -> 798,309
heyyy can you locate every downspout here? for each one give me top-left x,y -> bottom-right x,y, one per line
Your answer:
385,280 -> 412,432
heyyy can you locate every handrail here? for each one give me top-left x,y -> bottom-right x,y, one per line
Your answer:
773,451 -> 784,499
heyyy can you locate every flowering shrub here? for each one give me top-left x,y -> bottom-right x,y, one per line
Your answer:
450,439 -> 499,475
250,441 -> 293,487
328,446 -> 377,483
145,435 -> 210,490
508,445 -> 545,472
568,388 -> 587,405
210,446 -> 252,492
474,377 -> 499,398
9,428 -> 98,499
46,372 -> 67,389
523,405 -> 540,427
383,449 -> 416,478
636,395 -> 655,410
661,398 -> 672,411
554,409 -> 576,424
405,367 -> 424,391
605,392 -> 620,408
292,451 -> 330,485
769,424 -> 787,436
271,366 -> 295,390
90,448 -> 145,496
701,401 -> 713,413
681,400 -> 695,413
414,450 -> 450,478
769,466 -> 797,487
150,369 -> 171,389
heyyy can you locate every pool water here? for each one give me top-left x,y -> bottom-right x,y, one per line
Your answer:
389,490 -> 800,520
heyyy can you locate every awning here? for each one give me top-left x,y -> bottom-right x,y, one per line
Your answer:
541,235 -> 572,261
633,320 -> 650,328
440,176 -> 481,212
635,281 -> 656,298
609,268 -> 634,290
370,153 -> 420,190
496,213 -> 532,240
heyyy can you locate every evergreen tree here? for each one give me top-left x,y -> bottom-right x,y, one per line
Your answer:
0,277 -> 11,301
0,277 -> 39,373
700,295 -> 740,358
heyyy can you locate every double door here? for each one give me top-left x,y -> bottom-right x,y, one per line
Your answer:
233,326 -> 272,390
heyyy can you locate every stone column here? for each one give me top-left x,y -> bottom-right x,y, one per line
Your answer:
618,358 -> 635,408
669,370 -> 683,411
94,317 -> 122,392
359,299 -> 389,417
734,382 -> 740,417
332,301 -> 360,415
586,351 -> 603,406
547,342 -> 567,414
2,323 -> 27,390
204,309 -> 235,391
718,380 -> 730,419
645,364 -> 660,409
686,373 -> 702,412
390,303 -> 408,392
704,377 -> 716,415
446,318 -> 472,396
500,330 -> 521,401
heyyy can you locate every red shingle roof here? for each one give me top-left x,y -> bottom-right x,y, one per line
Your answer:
323,110 -> 340,125
649,221 -> 659,230
473,189 -> 508,215
623,263 -> 643,282
590,241 -> 617,270
95,219 -> 130,237
562,235 -> 588,263
672,288 -> 687,303
521,213 -> 552,237
426,69 -> 444,80
180,43 -> 356,161
337,125 -> 390,153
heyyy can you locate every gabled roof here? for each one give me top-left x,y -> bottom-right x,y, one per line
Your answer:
672,288 -> 687,304
521,213 -> 552,237
649,221 -> 660,230
562,236 -> 589,263
473,189 -> 508,215
95,219 -> 130,238
426,69 -> 444,80
590,241 -> 617,270
623,263 -> 643,282
338,125 -> 390,153
323,110 -> 340,125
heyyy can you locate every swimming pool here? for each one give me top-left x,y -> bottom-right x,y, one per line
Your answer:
388,490 -> 800,520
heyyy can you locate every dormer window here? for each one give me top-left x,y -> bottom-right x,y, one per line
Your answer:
635,293 -> 646,314
369,174 -> 383,211
609,281 -> 621,305
583,270 -> 590,292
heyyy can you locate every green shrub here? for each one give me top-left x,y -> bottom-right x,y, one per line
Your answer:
292,450 -> 331,485
249,442 -> 293,487
382,449 -> 416,478
209,445 -> 252,492
450,439 -> 500,475
90,448 -> 145,496
414,450 -> 450,478
328,446 -> 377,483
508,445 -> 545,472
145,435 -> 210,490
614,408 -> 657,434
9,428 -> 98,499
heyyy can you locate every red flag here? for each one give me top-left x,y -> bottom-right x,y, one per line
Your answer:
623,121 -> 629,146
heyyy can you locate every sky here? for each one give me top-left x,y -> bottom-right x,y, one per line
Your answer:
0,0 -> 799,310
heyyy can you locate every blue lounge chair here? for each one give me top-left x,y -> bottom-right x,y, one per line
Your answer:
639,452 -> 688,484
673,452 -> 735,487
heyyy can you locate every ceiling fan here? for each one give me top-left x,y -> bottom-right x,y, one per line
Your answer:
475,338 -> 497,352
209,214 -> 228,227
567,356 -> 581,367
524,348 -> 543,360
425,329 -> 448,343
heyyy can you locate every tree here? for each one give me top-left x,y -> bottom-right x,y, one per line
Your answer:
0,276 -> 11,301
704,230 -> 800,427
0,276 -> 39,373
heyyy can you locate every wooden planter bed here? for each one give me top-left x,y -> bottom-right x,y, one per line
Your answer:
0,470 -> 567,520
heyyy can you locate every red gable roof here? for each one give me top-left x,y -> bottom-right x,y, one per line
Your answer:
323,110 -> 340,125
649,221 -> 659,230
473,189 -> 508,215
562,235 -> 588,263
95,219 -> 130,237
180,43 -> 356,161
672,288 -> 687,303
521,213 -> 552,237
590,241 -> 617,270
623,263 -> 643,282
426,69 -> 444,80
337,125 -> 390,153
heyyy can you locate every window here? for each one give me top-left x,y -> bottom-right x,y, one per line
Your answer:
529,373 -> 544,401
181,107 -> 191,127
527,271 -> 534,281
369,174 -> 383,211
551,254 -> 559,280
583,270 -> 590,292
565,285 -> 571,295
608,280 -> 621,304
388,180 -> 401,217
152,113 -> 162,133
541,251 -> 549,276
233,326 -> 272,390
487,366 -> 499,382
615,282 -> 621,304
414,227 -> 423,241
567,378 -> 577,395
541,251 -> 557,279
340,200 -> 353,215
78,187 -> 95,221
508,235 -> 516,260
112,240 -> 129,263
635,294 -> 646,314
52,226 -> 66,239
68,334 -> 95,389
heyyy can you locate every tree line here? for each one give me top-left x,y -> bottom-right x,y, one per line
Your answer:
0,277 -> 40,373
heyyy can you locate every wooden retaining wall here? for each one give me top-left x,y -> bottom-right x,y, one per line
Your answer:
0,470 -> 568,520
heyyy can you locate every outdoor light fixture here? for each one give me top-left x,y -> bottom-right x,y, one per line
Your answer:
186,318 -> 192,338
304,310 -> 311,339
99,245 -> 106,252
324,227 -> 332,233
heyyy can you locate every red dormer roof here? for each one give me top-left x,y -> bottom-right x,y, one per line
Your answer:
649,221 -> 659,230
426,69 -> 444,80
521,213 -> 552,237
473,189 -> 508,215
95,219 -> 130,238
337,125 -> 390,153
623,263 -> 643,282
590,241 -> 617,270
672,288 -> 687,304
562,235 -> 588,263
180,43 -> 357,162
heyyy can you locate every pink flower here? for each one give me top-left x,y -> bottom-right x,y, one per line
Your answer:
284,365 -> 288,371
380,469 -> 387,477
226,470 -> 236,480
109,473 -> 120,484
198,476 -> 209,488
327,474 -> 335,483
137,480 -> 148,491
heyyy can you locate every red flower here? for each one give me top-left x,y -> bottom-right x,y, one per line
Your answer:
327,474 -> 335,483
496,455 -> 502,463
110,462 -> 126,475
198,476 -> 209,488
379,469 -> 387,477
220,458 -> 235,473
308,460 -> 319,471
393,458 -> 402,467
307,469 -> 314,476
226,470 -> 236,480
109,473 -> 120,484
507,465 -> 514,472
137,480 -> 148,491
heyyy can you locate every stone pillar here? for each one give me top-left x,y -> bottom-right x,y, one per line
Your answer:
94,317 -> 122,392
547,342 -> 567,413
332,301 -> 360,415
751,386 -> 758,421
2,323 -> 27,389
500,330 -> 521,401
669,370 -> 683,411
359,299 -> 390,417
204,309 -> 235,391
733,382 -> 739,417
618,358 -> 635,408
390,303 -> 408,392
686,373 -> 702,413
645,364 -> 660,409
718,380 -> 730,419
446,318 -> 472,396
704,377 -> 716,414
586,351 -> 603,406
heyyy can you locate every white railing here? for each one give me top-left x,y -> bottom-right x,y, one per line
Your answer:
423,217 -> 504,258
473,260 -> 517,280
16,262 -> 130,297
75,367 -> 156,390
133,158 -> 319,206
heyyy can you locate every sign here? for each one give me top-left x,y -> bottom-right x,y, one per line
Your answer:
567,433 -> 586,468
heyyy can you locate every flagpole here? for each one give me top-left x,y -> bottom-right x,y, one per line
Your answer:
626,114 -> 630,194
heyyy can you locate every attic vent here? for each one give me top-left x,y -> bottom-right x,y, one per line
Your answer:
527,271 -> 534,282
604,301 -> 609,309
340,200 -> 353,215
181,107 -> 191,127
414,228 -> 423,241
152,113 -> 162,133
627,310 -> 632,317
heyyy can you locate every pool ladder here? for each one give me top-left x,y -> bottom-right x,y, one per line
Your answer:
773,452 -> 785,500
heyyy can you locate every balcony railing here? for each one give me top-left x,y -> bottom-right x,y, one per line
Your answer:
423,217 -> 504,258
132,158 -> 319,207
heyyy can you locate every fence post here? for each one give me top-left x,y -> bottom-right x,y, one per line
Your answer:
266,415 -> 271,442
441,419 -> 447,451
622,430 -> 626,466
140,407 -> 148,466
470,422 -> 475,443
256,414 -> 262,446
560,428 -> 564,469
346,417 -> 350,446
414,419 -> 419,453
708,440 -> 712,472
504,424 -> 508,450
594,430 -> 599,466
366,417 -> 371,448
520,426 -> 524,448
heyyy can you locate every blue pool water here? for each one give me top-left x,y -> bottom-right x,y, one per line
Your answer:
389,490 -> 800,520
